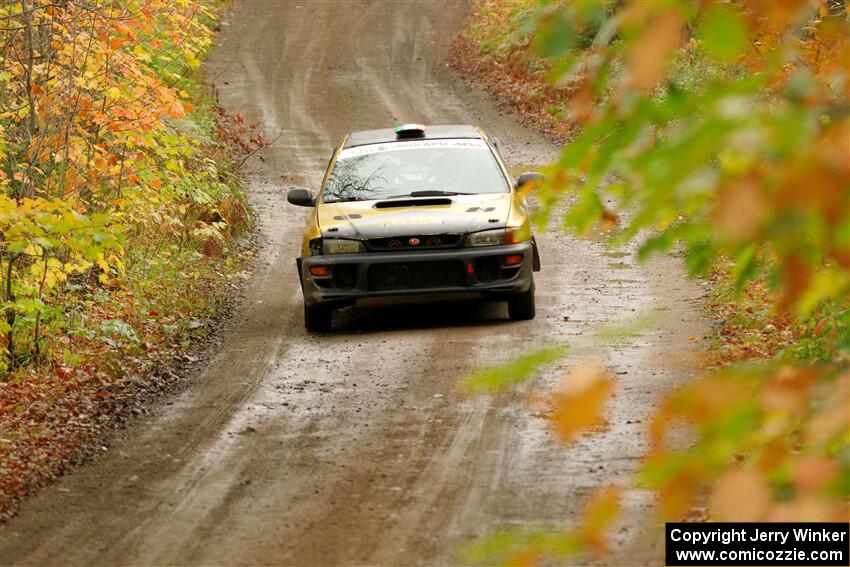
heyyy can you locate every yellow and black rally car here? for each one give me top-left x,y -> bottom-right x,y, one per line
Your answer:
287,124 -> 541,331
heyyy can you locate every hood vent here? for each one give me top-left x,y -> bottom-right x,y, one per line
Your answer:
375,197 -> 452,209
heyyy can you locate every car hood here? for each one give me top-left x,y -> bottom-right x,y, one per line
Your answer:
317,193 -> 512,239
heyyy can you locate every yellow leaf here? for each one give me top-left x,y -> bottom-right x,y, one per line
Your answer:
504,549 -> 539,567
658,463 -> 702,520
791,457 -> 839,492
132,44 -> 151,62
712,177 -> 768,242
547,362 -> 613,443
709,469 -> 770,521
626,11 -> 684,90
579,487 -> 621,554
185,52 -> 200,69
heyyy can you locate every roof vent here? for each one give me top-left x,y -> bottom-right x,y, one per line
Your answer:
394,123 -> 426,139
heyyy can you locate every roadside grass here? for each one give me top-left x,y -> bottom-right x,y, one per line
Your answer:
452,1 -> 742,142
452,0 -> 576,141
706,257 -> 850,369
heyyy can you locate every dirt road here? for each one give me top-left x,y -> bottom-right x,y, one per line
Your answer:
0,1 -> 705,565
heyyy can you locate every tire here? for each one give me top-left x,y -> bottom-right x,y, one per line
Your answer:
508,281 -> 536,321
304,303 -> 333,332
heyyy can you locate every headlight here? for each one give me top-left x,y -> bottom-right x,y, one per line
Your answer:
466,227 -> 530,247
467,229 -> 506,247
322,238 -> 365,254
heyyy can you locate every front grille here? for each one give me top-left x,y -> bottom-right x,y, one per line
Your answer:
368,261 -> 466,291
367,234 -> 462,251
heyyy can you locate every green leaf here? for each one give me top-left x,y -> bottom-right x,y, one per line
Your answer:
638,233 -> 672,262
99,319 -> 139,344
534,8 -> 578,59
685,241 -> 714,276
463,527 -> 581,565
697,6 -> 747,63
62,348 -> 82,366
796,269 -> 850,316
12,298 -> 46,315
563,187 -> 604,234
732,243 -> 759,291
463,345 -> 568,394
639,452 -> 690,488
597,313 -> 657,342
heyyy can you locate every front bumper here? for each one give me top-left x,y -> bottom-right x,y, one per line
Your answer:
299,241 -> 534,306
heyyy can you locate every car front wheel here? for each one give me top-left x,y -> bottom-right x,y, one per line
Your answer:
304,303 -> 333,332
508,280 -> 535,321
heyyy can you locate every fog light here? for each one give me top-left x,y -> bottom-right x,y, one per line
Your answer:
504,254 -> 523,266
309,265 -> 331,277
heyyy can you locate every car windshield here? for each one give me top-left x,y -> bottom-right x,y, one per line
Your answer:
322,139 -> 509,203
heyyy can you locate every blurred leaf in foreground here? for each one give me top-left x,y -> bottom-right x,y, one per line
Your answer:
709,468 -> 771,521
697,4 -> 747,63
595,312 -> 657,342
577,486 -> 621,554
643,366 -> 849,522
458,0 -> 849,560
463,345 -> 567,394
463,486 -> 620,566
547,362 -> 614,443
463,528 -> 579,567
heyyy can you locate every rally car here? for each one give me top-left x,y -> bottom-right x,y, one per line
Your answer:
287,124 -> 541,332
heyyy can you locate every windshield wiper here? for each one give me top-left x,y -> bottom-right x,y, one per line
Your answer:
383,190 -> 473,199
325,196 -> 362,203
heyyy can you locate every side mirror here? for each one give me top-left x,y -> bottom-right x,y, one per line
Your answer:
287,188 -> 316,207
515,171 -> 544,189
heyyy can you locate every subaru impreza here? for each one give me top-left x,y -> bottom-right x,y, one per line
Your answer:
287,124 -> 541,331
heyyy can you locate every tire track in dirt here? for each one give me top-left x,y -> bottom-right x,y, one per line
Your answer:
0,2 -> 705,565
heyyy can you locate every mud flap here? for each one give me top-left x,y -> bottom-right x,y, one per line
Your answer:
532,237 -> 541,272
296,257 -> 304,291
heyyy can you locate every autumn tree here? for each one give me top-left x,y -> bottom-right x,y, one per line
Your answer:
0,0 -> 244,371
